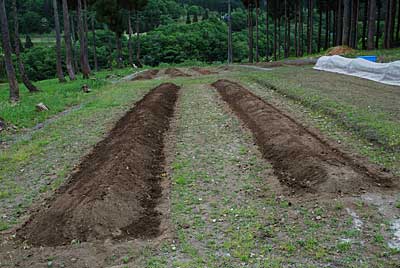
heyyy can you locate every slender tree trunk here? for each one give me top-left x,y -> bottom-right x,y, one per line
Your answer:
274,15 -> 277,60
284,0 -> 288,58
397,0 -> 400,40
0,0 -> 19,102
342,0 -> 351,46
278,16 -> 282,58
53,0 -> 66,82
288,15 -> 291,57
70,14 -> 79,72
389,0 -> 397,46
12,0 -> 40,92
295,1 -> 298,56
299,0 -> 304,56
362,0 -> 369,49
375,0 -> 381,48
228,0 -> 233,63
136,11 -> 142,67
337,0 -> 343,45
318,3 -> 322,52
77,0 -> 90,78
265,0 -> 269,60
255,2 -> 259,62
307,0 -> 314,54
383,0 -> 395,48
62,0 -> 76,80
248,4 -> 254,63
128,12 -> 133,66
350,0 -> 359,48
91,15 -> 98,71
83,0 -> 91,73
325,3 -> 330,49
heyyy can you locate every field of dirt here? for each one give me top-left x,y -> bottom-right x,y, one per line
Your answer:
17,83 -> 179,247
164,68 -> 191,77
213,79 -> 397,196
131,69 -> 159,81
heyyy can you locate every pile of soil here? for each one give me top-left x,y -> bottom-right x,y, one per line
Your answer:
212,79 -> 395,195
17,83 -> 180,247
327,46 -> 355,56
131,69 -> 159,81
165,68 -> 191,77
190,67 -> 218,75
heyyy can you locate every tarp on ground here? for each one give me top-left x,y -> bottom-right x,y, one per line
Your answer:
313,55 -> 400,86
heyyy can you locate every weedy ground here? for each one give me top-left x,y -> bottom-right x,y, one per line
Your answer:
0,66 -> 399,267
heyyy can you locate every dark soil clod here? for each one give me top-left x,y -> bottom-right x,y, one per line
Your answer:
212,79 -> 396,195
17,83 -> 180,247
165,68 -> 191,78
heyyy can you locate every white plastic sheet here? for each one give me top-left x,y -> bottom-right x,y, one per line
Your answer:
314,55 -> 400,86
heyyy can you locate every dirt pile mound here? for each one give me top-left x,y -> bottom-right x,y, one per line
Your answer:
131,69 -> 159,81
165,68 -> 191,77
190,67 -> 218,75
17,83 -> 180,247
212,79 -> 395,195
327,46 -> 355,56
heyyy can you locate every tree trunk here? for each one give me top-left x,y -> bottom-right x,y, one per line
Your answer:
362,0 -> 369,49
274,15 -> 277,60
228,0 -> 233,63
350,0 -> 359,48
295,1 -> 298,56
325,3 -> 330,49
342,0 -> 351,46
299,0 -> 304,56
318,3 -> 322,52
77,0 -> 90,79
397,0 -> 400,41
70,14 -> 79,72
337,0 -> 343,45
383,0 -> 395,48
128,12 -> 133,66
136,11 -> 142,67
255,3 -> 259,62
53,0 -> 66,82
0,0 -> 19,102
265,0 -> 269,60
91,15 -> 98,71
278,16 -> 282,58
83,0 -> 91,73
288,15 -> 291,57
12,0 -> 40,92
375,0 -> 381,48
307,0 -> 313,54
248,4 -> 254,63
108,35 -> 113,70
284,0 -> 288,58
62,0 -> 76,80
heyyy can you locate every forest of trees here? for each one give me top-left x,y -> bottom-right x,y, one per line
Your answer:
1,0 -> 400,102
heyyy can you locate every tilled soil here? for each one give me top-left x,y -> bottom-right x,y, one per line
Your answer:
17,83 -> 180,247
131,69 -> 159,80
212,79 -> 397,195
165,68 -> 191,77
190,67 -> 218,75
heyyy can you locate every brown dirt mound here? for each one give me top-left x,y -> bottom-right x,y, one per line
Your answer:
190,67 -> 218,75
17,83 -> 180,247
212,79 -> 396,195
327,46 -> 355,56
131,69 -> 159,81
165,68 -> 191,77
